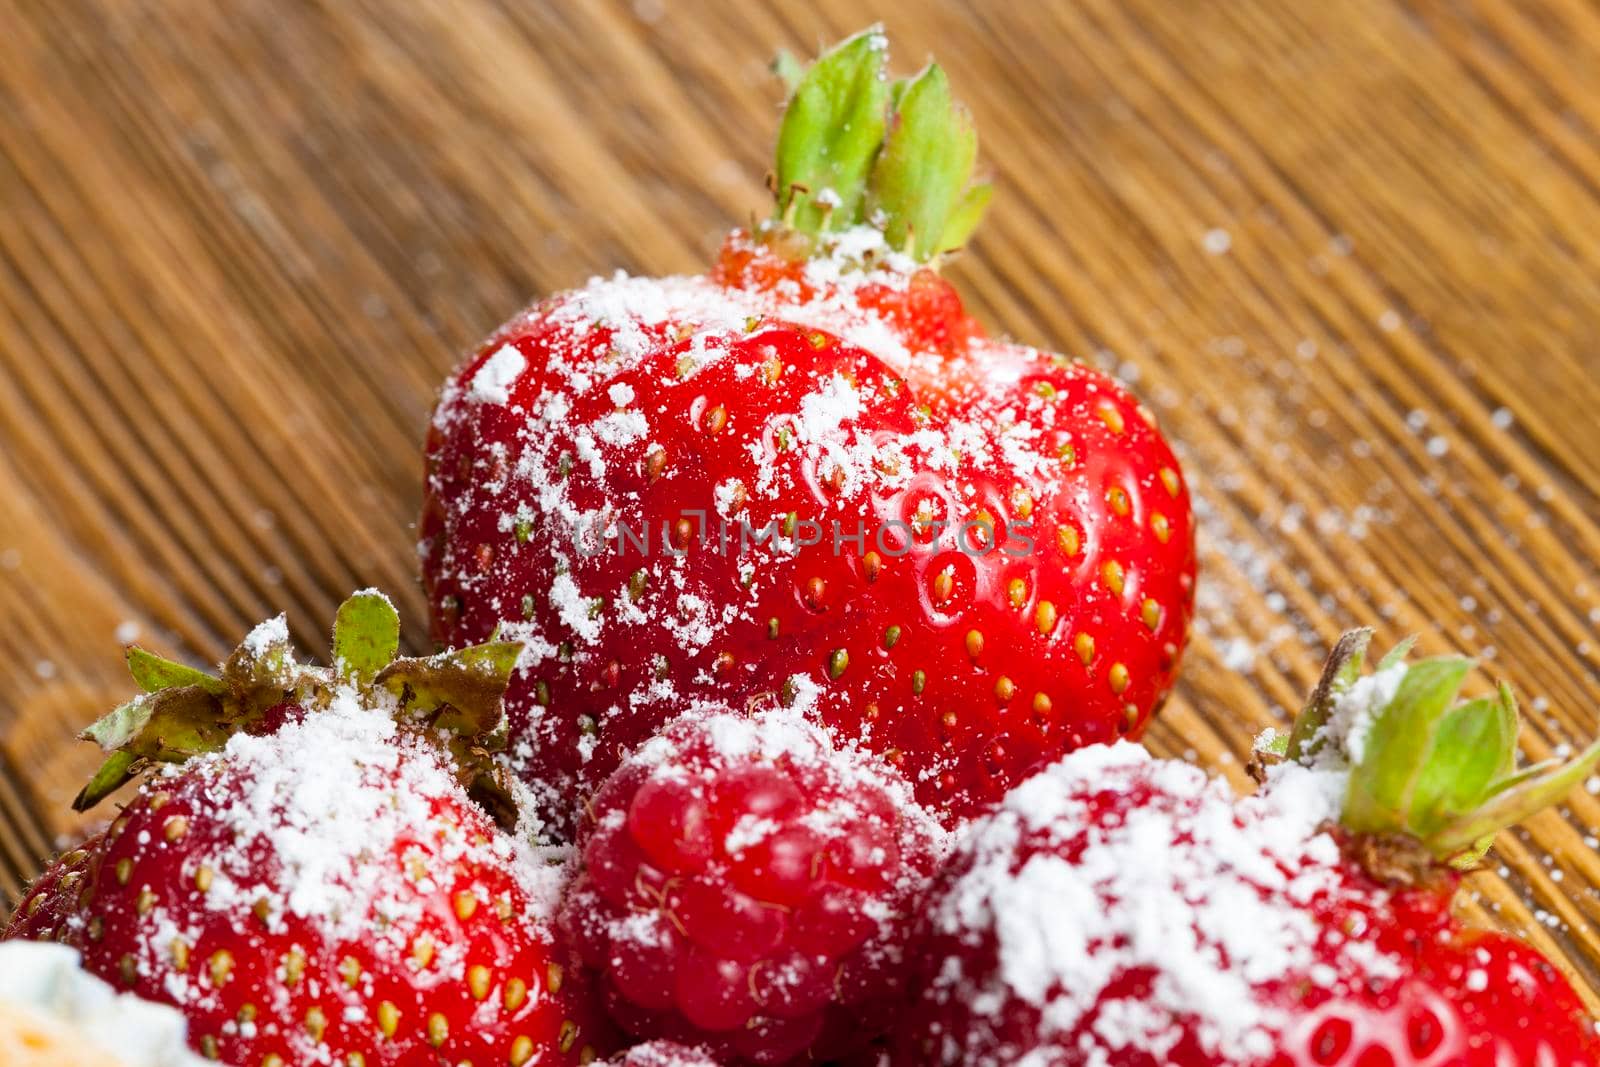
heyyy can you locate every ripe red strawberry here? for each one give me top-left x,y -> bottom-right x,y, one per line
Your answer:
559,706 -> 946,1065
4,592 -> 617,1067
893,630 -> 1600,1066
420,29 -> 1196,833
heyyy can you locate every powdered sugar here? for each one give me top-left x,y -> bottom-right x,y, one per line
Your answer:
470,343 -> 527,405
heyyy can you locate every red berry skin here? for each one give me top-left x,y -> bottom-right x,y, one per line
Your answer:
421,232 -> 1195,831
559,709 -> 945,1066
4,706 -> 616,1067
893,745 -> 1600,1067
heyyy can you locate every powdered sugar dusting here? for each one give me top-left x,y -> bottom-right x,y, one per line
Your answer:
470,343 -> 527,405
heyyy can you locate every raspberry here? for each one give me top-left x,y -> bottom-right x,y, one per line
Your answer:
560,708 -> 945,1065
608,1041 -> 724,1066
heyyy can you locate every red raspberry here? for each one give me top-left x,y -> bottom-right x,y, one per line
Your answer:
608,1041 -> 724,1066
560,707 -> 946,1065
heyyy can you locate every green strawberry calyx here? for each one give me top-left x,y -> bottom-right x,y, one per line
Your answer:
73,590 -> 523,826
1255,628 -> 1600,870
768,27 -> 991,263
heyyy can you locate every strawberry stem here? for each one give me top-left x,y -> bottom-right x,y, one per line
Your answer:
771,27 -> 991,261
1258,629 -> 1600,869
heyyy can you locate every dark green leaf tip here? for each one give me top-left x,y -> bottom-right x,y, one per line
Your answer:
1281,629 -> 1600,867
771,28 -> 990,261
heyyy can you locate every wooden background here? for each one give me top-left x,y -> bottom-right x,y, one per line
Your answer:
3,0 -> 1600,1009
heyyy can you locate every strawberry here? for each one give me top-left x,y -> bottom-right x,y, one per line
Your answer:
420,29 -> 1196,833
4,591 -> 617,1067
559,706 -> 946,1065
893,630 -> 1600,1066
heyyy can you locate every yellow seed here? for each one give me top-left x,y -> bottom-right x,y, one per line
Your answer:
1107,486 -> 1130,516
26,895 -> 45,916
704,404 -> 727,434
1011,487 -> 1034,519
1151,512 -> 1171,543
1124,703 -> 1141,731
1057,525 -> 1081,557
509,1036 -> 535,1067
469,964 -> 493,1001
1035,600 -> 1058,636
60,872 -> 81,894
1097,404 -> 1125,434
1159,467 -> 1180,496
163,816 -> 189,843
118,953 -> 137,985
137,888 -> 157,916
994,676 -> 1017,702
503,977 -> 528,1012
495,894 -> 515,923
194,865 -> 214,892
238,1004 -> 257,1025
558,1020 -> 579,1054
253,898 -> 272,924
1007,578 -> 1027,609
378,1001 -> 400,1039
305,1006 -> 328,1043
347,1055 -> 366,1067
1102,560 -> 1125,597
199,1035 -> 219,1060
454,891 -> 479,921
1074,632 -> 1095,665
148,792 -> 172,812
1032,692 -> 1053,716
262,1056 -> 284,1067
1109,663 -> 1130,695
208,950 -> 234,988
965,629 -> 984,658
88,917 -> 104,942
1141,598 -> 1162,631
547,962 -> 565,994
411,934 -> 436,970
284,947 -> 306,986
428,1013 -> 449,1047
932,570 -> 954,603
170,938 -> 191,971
340,956 -> 362,989
116,858 -> 133,885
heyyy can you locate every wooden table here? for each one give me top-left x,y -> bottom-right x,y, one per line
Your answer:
3,0 -> 1600,1009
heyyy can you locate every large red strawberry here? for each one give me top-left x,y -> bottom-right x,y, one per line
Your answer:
893,630 -> 1600,1066
420,29 -> 1196,832
4,591 -> 617,1067
559,705 -> 946,1065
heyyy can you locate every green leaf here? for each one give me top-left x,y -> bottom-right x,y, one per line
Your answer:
867,64 -> 979,259
936,181 -> 992,254
774,28 -> 891,234
377,640 -> 523,738
332,590 -> 401,685
1343,655 -> 1472,836
1405,694 -> 1516,840
74,686 -> 234,809
1284,628 -> 1371,762
125,647 -> 225,696
73,751 -> 142,812
1429,738 -> 1600,858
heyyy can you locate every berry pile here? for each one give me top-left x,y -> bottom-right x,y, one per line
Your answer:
5,26 -> 1599,1067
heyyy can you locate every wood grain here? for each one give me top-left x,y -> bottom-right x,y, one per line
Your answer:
2,0 -> 1599,1007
